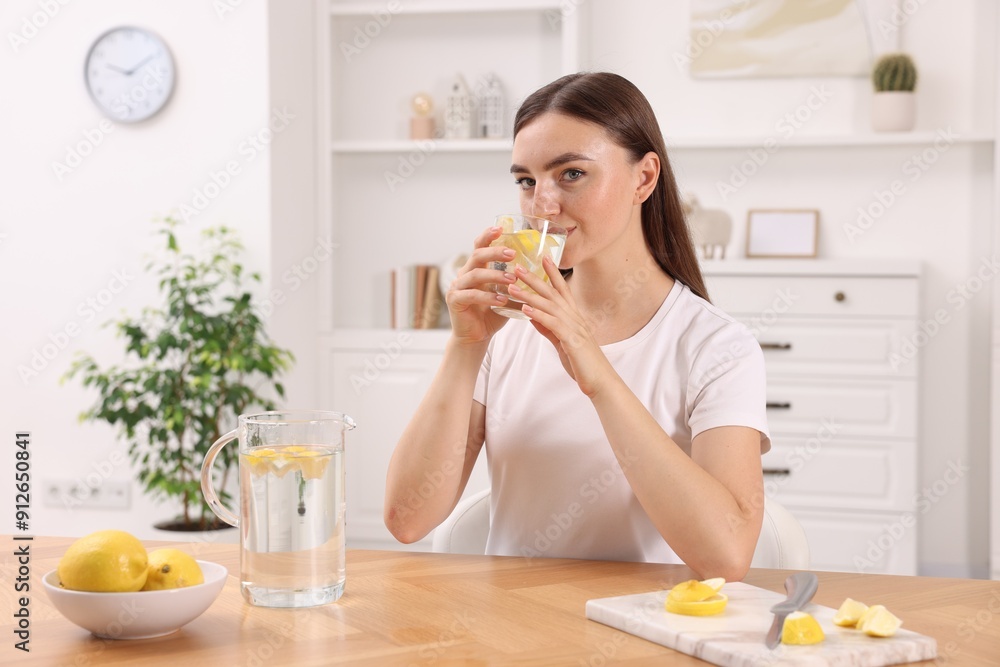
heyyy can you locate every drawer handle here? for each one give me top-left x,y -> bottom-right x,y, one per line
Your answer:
763,468 -> 791,476
766,402 -> 792,410
760,342 -> 792,350
834,291 -> 846,302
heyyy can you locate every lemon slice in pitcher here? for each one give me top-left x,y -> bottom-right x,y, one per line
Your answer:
244,448 -> 278,476
295,448 -> 332,480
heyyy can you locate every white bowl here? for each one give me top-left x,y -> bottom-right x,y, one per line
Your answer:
42,560 -> 227,639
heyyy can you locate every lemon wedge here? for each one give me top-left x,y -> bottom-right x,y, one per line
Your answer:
857,605 -> 902,637
781,611 -> 825,645
833,597 -> 870,627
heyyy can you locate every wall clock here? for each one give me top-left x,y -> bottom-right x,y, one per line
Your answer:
84,26 -> 175,123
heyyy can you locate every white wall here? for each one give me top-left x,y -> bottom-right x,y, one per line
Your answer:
584,0 -> 994,577
1,0 -> 273,539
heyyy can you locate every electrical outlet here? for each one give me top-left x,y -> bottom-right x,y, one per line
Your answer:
44,479 -> 131,510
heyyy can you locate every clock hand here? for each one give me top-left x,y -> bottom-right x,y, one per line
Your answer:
124,54 -> 156,76
105,63 -> 129,75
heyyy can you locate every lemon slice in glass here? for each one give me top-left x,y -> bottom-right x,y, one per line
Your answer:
511,229 -> 542,258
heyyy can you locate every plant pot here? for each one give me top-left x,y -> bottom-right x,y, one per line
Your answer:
872,91 -> 916,132
152,518 -> 240,546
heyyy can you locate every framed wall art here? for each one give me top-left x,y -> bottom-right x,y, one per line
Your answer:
745,209 -> 819,258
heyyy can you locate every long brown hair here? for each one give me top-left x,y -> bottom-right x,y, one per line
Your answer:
513,72 -> 709,302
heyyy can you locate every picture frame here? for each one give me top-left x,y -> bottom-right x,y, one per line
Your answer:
745,209 -> 819,258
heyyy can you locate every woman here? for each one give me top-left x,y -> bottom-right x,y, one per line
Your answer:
384,72 -> 769,580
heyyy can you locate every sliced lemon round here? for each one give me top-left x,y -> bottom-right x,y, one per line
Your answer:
857,605 -> 902,637
782,611 -> 825,645
665,593 -> 728,616
668,579 -> 719,603
833,597 -> 870,627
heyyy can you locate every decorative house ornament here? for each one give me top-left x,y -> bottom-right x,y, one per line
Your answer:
444,73 -> 474,139
409,92 -> 435,140
476,72 -> 505,138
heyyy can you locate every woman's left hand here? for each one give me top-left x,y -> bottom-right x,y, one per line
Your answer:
509,257 -> 617,398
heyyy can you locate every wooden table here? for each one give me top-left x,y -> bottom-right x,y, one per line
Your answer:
5,536 -> 1000,666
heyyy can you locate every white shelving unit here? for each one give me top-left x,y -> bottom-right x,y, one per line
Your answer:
330,138 -> 512,153
316,0 -> 583,550
666,131 -> 993,149
318,0 -> 582,334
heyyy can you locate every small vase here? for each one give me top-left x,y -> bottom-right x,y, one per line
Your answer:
872,92 -> 916,132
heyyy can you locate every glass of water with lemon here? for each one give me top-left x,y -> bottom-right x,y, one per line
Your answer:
490,214 -> 568,319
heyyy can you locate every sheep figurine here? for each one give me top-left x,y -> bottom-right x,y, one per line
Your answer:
683,194 -> 732,260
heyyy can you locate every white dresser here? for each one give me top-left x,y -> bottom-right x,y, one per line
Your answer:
702,260 -> 921,575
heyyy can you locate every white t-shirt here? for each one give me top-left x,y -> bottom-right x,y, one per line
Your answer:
473,280 -> 770,563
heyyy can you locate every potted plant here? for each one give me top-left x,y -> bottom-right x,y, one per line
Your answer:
65,218 -> 294,533
871,53 -> 917,132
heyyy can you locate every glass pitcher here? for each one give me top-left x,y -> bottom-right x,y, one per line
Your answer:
200,410 -> 356,607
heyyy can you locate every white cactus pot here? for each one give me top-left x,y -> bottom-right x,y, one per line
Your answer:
872,91 -> 916,132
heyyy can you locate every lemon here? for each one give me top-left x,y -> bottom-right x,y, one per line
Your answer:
781,611 -> 825,645
833,597 -> 870,627
857,605 -> 902,637
498,215 -> 516,234
142,548 -> 204,590
58,529 -> 148,592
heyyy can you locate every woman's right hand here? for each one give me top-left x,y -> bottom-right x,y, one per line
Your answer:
445,226 -> 517,345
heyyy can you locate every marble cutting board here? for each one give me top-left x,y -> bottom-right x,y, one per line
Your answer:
586,582 -> 937,666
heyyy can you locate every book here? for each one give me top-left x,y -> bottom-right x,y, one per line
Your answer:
419,266 -> 441,329
391,264 -> 446,329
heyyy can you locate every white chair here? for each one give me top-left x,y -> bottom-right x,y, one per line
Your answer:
431,488 -> 811,570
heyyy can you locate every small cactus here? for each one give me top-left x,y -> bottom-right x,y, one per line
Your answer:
873,53 -> 917,92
